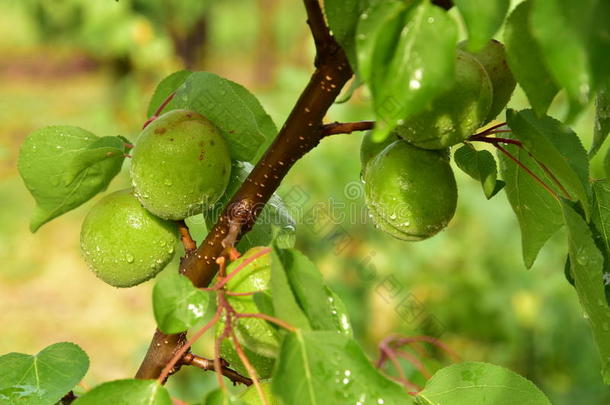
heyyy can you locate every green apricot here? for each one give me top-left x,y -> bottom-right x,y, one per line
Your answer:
460,39 -> 516,122
360,131 -> 399,166
80,189 -> 178,287
217,247 -> 279,378
395,50 -> 492,149
364,141 -> 457,241
238,383 -> 278,405
131,109 -> 231,220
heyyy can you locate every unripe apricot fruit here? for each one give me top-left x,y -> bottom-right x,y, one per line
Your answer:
80,189 -> 178,287
364,141 -> 457,241
459,39 -> 516,123
360,131 -> 398,166
395,50 -> 492,149
131,109 -> 231,220
217,247 -> 278,378
238,383 -> 278,404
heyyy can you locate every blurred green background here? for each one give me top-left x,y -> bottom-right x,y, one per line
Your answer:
0,0 -> 608,403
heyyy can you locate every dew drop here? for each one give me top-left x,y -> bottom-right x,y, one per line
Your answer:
126,254 -> 134,263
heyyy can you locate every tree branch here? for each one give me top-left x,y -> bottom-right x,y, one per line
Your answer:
322,120 -> 375,136
182,353 -> 253,386
135,0 -> 352,380
303,0 -> 335,66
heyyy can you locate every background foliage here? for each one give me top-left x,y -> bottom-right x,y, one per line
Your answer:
0,0 -> 608,403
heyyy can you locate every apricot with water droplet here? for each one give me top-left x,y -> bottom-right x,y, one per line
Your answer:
360,131 -> 398,166
395,50 -> 492,149
131,109 -> 231,220
364,141 -> 457,240
460,39 -> 516,122
80,189 -> 178,287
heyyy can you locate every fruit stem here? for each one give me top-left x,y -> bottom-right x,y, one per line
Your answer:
142,92 -> 176,129
177,220 -> 197,253
212,247 -> 272,291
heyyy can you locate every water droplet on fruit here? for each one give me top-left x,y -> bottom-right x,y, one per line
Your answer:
164,179 -> 172,186
126,254 -> 134,263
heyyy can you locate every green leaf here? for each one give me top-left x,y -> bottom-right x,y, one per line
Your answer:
73,379 -> 171,405
146,70 -> 192,117
358,0 -> 457,141
415,362 -> 551,405
0,342 -> 89,405
272,330 -> 411,404
531,0 -> 594,117
63,136 -> 125,185
498,136 -> 563,268
504,1 -> 559,115
270,246 -> 312,331
324,0 -> 369,69
173,72 -> 272,162
223,248 -> 280,359
253,290 -> 275,318
591,85 -> 610,158
227,82 -> 278,164
561,201 -> 610,384
507,109 -> 590,218
454,0 -> 509,52
590,180 -> 610,304
152,272 -> 210,334
356,0 -> 408,84
204,389 -> 247,405
454,144 -> 504,199
278,248 -> 352,334
205,161 -> 296,251
17,126 -> 125,232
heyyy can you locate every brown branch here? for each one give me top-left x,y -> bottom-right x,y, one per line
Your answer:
182,353 -> 253,386
136,0 -> 352,380
176,220 -> 197,253
432,0 -> 454,10
322,120 -> 375,136
303,0 -> 335,66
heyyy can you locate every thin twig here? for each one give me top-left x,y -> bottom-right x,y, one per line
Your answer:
182,353 -> 253,386
157,308 -> 222,384
468,134 -> 522,146
322,121 -> 375,136
395,350 -> 432,379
